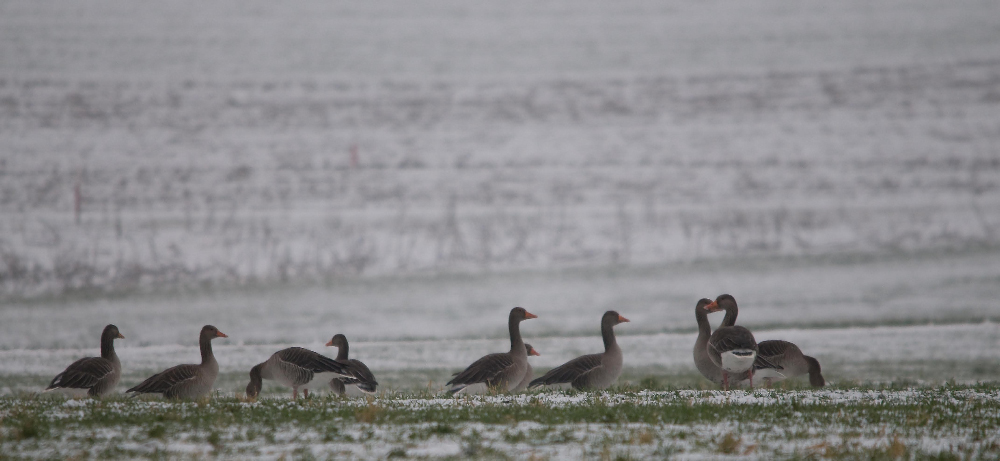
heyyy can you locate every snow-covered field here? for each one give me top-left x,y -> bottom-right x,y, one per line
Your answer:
3,388 -> 999,459
2,0 -> 1000,458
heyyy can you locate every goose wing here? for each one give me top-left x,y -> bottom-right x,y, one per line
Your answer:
47,357 -> 114,391
447,352 -> 514,387
338,359 -> 378,393
275,347 -> 346,374
529,353 -> 603,388
753,340 -> 791,370
127,364 -> 198,394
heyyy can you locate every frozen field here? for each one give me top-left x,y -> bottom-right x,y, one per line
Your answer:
3,388 -> 1000,459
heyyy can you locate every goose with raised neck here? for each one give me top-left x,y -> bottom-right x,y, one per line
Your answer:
127,325 -> 227,400
529,311 -> 629,390
46,324 -> 124,397
706,295 -> 758,390
326,334 -> 378,395
447,307 -> 537,394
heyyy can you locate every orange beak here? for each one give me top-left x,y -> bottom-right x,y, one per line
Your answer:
618,315 -> 630,323
325,339 -> 334,347
524,311 -> 538,319
705,301 -> 720,313
216,331 -> 228,338
117,333 -> 125,339
530,348 -> 541,356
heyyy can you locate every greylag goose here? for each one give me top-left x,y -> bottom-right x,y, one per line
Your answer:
46,324 -> 124,397
326,334 -> 378,395
529,311 -> 629,390
127,325 -> 227,399
712,296 -> 825,388
706,295 -> 759,390
749,340 -> 825,387
511,344 -> 541,392
245,345 -> 351,400
693,298 -> 729,388
447,307 -> 537,395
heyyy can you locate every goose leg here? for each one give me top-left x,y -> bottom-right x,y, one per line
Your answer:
303,389 -> 309,399
749,369 -> 754,388
722,371 -> 729,391
293,388 -> 299,400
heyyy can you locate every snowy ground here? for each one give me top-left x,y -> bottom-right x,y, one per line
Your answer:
3,388 -> 999,459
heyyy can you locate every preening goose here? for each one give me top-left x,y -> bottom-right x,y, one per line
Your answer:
711,296 -> 825,388
46,324 -> 124,397
127,325 -> 227,400
529,311 -> 629,390
447,307 -> 537,395
511,344 -> 541,392
326,334 -> 378,395
245,345 -> 350,400
706,295 -> 759,390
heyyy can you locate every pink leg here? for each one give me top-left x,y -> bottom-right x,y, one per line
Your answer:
722,371 -> 729,391
749,370 -> 754,388
303,389 -> 309,398
293,388 -> 299,400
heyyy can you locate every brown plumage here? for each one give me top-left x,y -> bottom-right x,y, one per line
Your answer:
245,346 -> 350,399
713,294 -> 825,388
326,334 -> 378,395
707,295 -> 759,390
748,340 -> 825,387
511,344 -> 541,392
46,324 -> 124,397
447,307 -> 537,394
693,298 -> 731,387
127,325 -> 227,400
529,311 -> 629,390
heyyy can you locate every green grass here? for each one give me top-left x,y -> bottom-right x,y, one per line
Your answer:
1,384 -> 999,459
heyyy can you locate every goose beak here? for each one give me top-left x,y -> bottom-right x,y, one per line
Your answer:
705,301 -> 720,313
530,348 -> 541,356
325,339 -> 334,347
117,333 -> 125,339
216,331 -> 229,338
618,315 -> 630,323
524,312 -> 538,319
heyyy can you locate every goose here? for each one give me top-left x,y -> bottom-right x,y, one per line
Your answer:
46,324 -> 124,397
127,325 -> 227,400
245,345 -> 351,400
529,311 -> 629,390
693,298 -> 729,387
447,307 -> 537,395
510,344 -> 541,392
706,295 -> 759,390
326,334 -> 378,395
748,340 -> 825,387
712,296 -> 825,388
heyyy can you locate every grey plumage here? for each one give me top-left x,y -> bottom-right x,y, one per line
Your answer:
511,344 -> 540,392
127,325 -> 227,400
447,307 -> 537,394
709,294 -> 825,388
245,346 -> 350,399
326,334 -> 379,395
529,311 -> 629,390
706,295 -> 759,390
46,324 -> 124,397
750,340 -> 825,387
